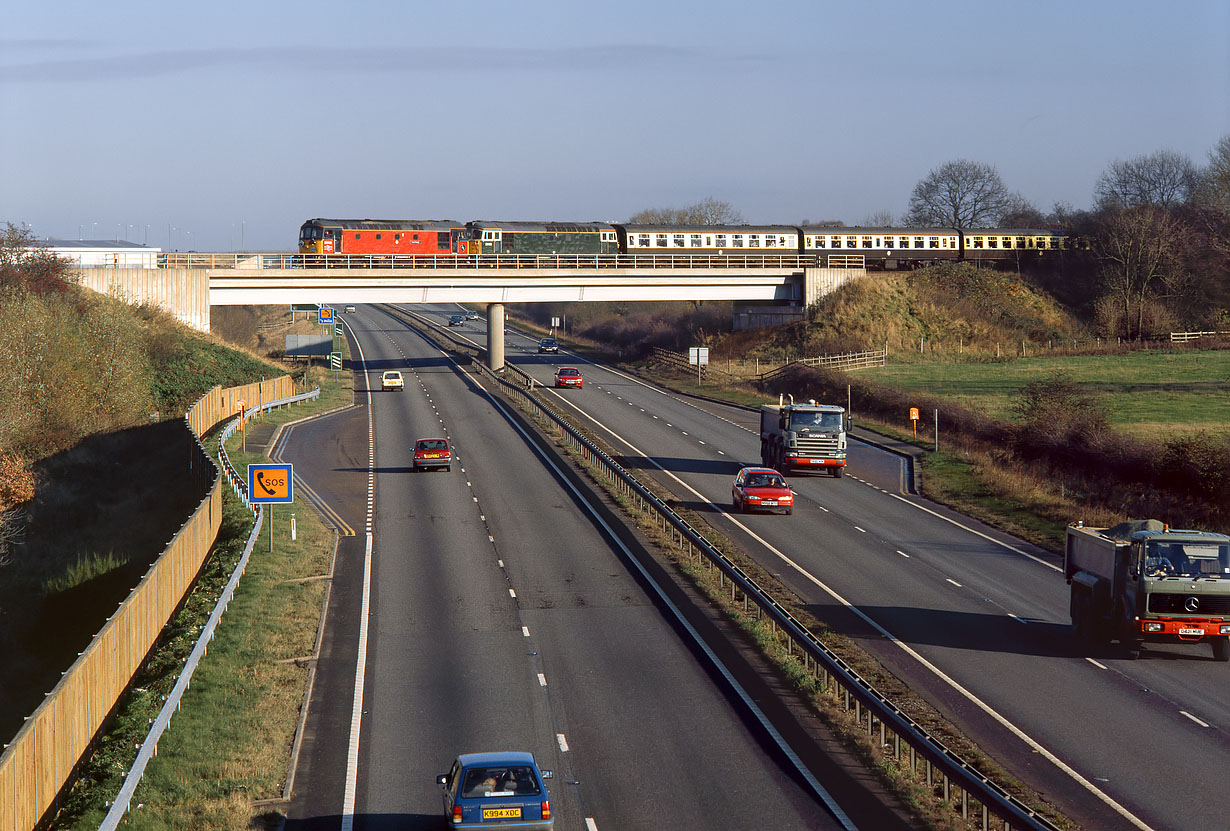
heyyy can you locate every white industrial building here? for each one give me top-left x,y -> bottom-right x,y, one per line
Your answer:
34,239 -> 161,268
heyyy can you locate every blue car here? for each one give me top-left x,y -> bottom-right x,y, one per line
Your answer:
437,751 -> 554,829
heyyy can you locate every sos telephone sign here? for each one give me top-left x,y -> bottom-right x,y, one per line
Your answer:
248,464 -> 293,504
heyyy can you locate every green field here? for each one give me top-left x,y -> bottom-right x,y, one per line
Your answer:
861,348 -> 1230,438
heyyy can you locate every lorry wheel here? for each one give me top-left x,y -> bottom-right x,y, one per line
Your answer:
1213,637 -> 1230,662
833,466 -> 843,478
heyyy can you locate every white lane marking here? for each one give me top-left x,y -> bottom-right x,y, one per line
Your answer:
556,733 -> 570,752
854,526 -> 866,533
509,588 -> 516,598
897,550 -> 910,558
946,578 -> 963,587
341,324 -> 382,831
522,626 -> 531,637
585,819 -> 599,831
1180,711 -> 1210,728
1086,658 -> 1108,669
889,491 -> 1062,572
1008,613 -> 1027,624
538,673 -> 547,687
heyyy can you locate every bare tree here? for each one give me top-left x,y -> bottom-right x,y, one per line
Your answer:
628,197 -> 744,225
999,194 -> 1048,228
861,210 -> 896,227
1201,135 -> 1230,211
1093,206 -> 1192,338
904,159 -> 1013,228
1093,150 -> 1200,211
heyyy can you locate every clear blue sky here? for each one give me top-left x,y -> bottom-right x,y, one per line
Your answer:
3,0 -> 1227,251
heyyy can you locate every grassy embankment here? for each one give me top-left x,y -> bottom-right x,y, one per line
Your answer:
52,340 -> 353,829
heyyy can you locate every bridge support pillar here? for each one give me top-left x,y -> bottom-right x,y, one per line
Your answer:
486,303 -> 505,370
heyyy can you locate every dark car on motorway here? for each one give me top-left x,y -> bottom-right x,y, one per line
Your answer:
465,309 -> 481,320
732,466 -> 794,514
437,751 -> 553,830
538,338 -> 558,353
449,314 -> 466,326
413,437 -> 452,471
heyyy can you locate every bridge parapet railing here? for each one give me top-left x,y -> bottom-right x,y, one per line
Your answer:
158,252 -> 821,271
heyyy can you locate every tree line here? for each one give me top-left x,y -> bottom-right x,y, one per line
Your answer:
630,135 -> 1230,339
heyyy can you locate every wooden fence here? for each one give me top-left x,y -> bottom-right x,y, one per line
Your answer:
0,375 -> 294,831
649,346 -> 886,386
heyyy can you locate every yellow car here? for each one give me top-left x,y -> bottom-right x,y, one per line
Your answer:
381,370 -> 404,390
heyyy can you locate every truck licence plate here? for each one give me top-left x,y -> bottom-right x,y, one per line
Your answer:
1179,628 -> 1204,636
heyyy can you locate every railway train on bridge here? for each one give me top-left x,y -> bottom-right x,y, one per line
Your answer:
297,218 -> 1084,270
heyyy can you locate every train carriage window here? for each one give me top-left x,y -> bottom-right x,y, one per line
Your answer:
355,233 -> 361,240
862,236 -> 873,248
971,237 -> 984,248
438,233 -> 449,249
638,234 -> 650,247
732,235 -> 744,248
765,235 -> 776,247
376,233 -> 382,240
898,237 -> 909,248
748,235 -> 759,247
874,237 -> 883,247
929,237 -> 940,248
714,234 -> 726,247
1017,236 -> 1026,248
690,234 -> 702,247
987,237 -> 998,248
673,234 -> 686,247
830,236 -> 841,248
704,235 -> 712,246
656,234 -> 668,247
814,236 -> 826,248
846,236 -> 857,249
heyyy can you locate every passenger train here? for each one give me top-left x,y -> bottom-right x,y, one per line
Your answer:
298,218 -> 1083,269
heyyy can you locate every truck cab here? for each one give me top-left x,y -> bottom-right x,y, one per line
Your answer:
1066,520 -> 1230,661
760,397 -> 848,476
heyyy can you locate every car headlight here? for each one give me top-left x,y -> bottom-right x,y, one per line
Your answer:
1221,625 -> 1230,634
1144,622 -> 1163,632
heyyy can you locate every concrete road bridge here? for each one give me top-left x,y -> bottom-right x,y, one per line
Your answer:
71,253 -> 866,369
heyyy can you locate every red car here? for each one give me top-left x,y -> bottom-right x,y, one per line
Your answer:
413,437 -> 452,472
554,367 -> 583,389
731,466 -> 793,515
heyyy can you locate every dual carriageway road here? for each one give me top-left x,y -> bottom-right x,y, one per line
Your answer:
278,304 -> 1227,831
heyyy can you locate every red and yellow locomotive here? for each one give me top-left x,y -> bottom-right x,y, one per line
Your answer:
297,218 -> 475,258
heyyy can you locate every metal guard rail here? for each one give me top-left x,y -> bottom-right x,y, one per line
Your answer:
469,356 -> 1059,831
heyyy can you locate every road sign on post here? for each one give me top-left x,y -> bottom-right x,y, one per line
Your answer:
249,463 -> 294,553
689,347 -> 709,385
319,306 -> 335,325
248,464 -> 293,503
330,351 -> 342,371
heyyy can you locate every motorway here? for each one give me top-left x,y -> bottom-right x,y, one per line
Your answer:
275,302 -> 1228,831
402,304 -> 1228,831
275,305 -> 883,831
